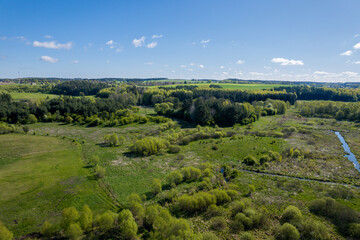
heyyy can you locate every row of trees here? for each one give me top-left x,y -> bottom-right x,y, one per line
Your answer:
51,80 -> 109,96
297,101 -> 360,122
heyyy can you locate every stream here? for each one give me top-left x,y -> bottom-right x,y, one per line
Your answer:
334,131 -> 360,172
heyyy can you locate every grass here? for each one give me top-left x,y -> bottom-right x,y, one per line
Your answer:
9,92 -> 59,100
0,134 -> 111,236
145,83 -> 286,90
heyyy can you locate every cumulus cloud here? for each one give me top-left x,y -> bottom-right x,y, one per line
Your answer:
200,39 -> 210,44
106,40 -> 114,45
249,72 -> 265,76
236,60 -> 245,64
72,60 -> 79,64
220,66 -> 225,69
40,56 -> 58,63
132,36 -> 145,47
146,42 -> 158,48
180,65 -> 187,68
116,48 -> 122,53
354,42 -> 360,49
144,62 -> 154,65
15,36 -> 26,41
44,35 -> 53,39
271,57 -> 304,66
313,71 -> 330,75
340,50 -> 352,56
355,61 -> 360,64
152,34 -> 163,39
342,71 -> 358,77
199,64 -> 204,69
33,41 -> 72,49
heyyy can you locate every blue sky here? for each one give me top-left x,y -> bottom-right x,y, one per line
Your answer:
0,0 -> 360,82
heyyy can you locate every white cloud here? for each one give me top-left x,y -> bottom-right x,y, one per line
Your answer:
354,42 -> 360,49
116,48 -> 122,53
222,72 -> 229,75
342,71 -> 358,77
72,60 -> 79,64
33,41 -> 72,49
340,50 -> 352,56
15,36 -> 26,41
152,34 -> 163,39
200,39 -> 210,44
236,60 -> 245,64
355,61 -> 360,64
355,34 -> 359,38
199,64 -> 204,68
44,35 -> 53,39
249,72 -> 265,76
180,65 -> 187,68
146,41 -> 158,48
106,40 -> 114,45
144,62 -> 154,65
132,36 -> 145,47
313,71 -> 330,75
220,66 -> 225,69
271,57 -> 304,66
189,63 -> 195,66
40,56 -> 58,63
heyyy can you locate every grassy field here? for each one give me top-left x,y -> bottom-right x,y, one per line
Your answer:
0,134 -> 112,236
9,92 -> 59,100
145,83 -> 286,90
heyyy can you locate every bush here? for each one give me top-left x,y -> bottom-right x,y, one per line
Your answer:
177,192 -> 216,213
259,155 -> 271,165
300,218 -> 330,240
130,137 -> 169,156
166,170 -> 183,185
210,216 -> 228,231
151,178 -> 162,195
62,207 -> 79,229
205,204 -> 229,218
0,222 -> 13,240
232,213 -> 252,232
210,189 -> 231,205
230,200 -> 245,217
103,133 -> 120,147
118,209 -> 138,240
28,114 -> 37,124
95,211 -> 114,232
243,156 -> 257,166
79,205 -> 93,232
94,165 -> 105,179
281,205 -> 302,224
202,232 -> 219,240
349,223 -> 360,239
40,221 -> 54,237
168,145 -> 181,154
277,223 -> 300,240
181,166 -> 201,182
65,223 -> 83,240
241,232 -> 255,240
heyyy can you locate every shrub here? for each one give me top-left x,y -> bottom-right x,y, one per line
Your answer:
177,192 -> 216,213
103,133 -> 120,147
259,155 -> 271,165
300,218 -> 330,240
0,222 -> 13,240
210,189 -> 231,205
64,223 -> 83,240
293,149 -> 301,158
166,170 -> 183,185
62,207 -> 79,228
230,200 -> 245,217
95,211 -> 114,232
205,205 -> 229,218
130,137 -> 169,156
243,156 -> 257,166
28,114 -> 37,124
276,223 -> 300,240
202,232 -> 219,240
349,223 -> 360,239
181,166 -> 201,182
40,221 -> 54,237
168,145 -> 181,154
79,205 -> 93,232
94,165 -> 105,179
281,205 -> 302,224
241,232 -> 255,240
232,213 -> 252,232
118,209 -> 138,239
151,178 -> 162,195
210,217 -> 228,231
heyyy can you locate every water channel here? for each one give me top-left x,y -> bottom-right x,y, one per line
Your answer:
334,131 -> 359,172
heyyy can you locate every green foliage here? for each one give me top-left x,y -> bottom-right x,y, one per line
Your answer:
103,133 -> 120,147
130,137 -> 169,156
241,232 -> 255,240
181,166 -> 201,182
299,218 -> 330,240
28,114 -> 37,124
166,170 -> 183,185
230,200 -> 245,217
94,165 -> 105,179
151,178 -> 162,195
0,222 -> 13,240
243,155 -> 257,166
79,205 -> 93,232
95,211 -> 114,232
210,216 -> 228,231
62,207 -> 79,229
276,223 -> 300,240
209,189 -> 231,205
177,192 -> 216,213
40,221 -> 54,237
348,223 -> 360,239
281,206 -> 302,224
168,145 -> 181,154
232,213 -> 252,232
202,232 -> 219,240
64,223 -> 83,240
118,209 -> 138,240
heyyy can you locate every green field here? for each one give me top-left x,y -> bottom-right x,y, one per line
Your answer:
9,92 -> 59,100
146,83 -> 286,90
0,134 -> 112,236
